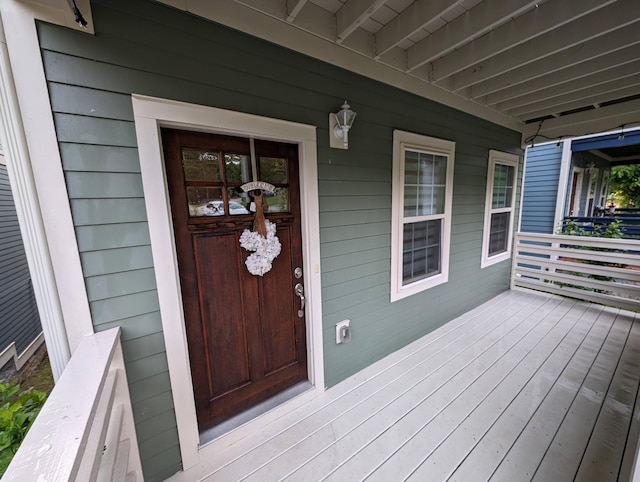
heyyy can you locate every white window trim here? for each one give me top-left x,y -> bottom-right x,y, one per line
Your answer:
391,130 -> 455,302
132,95 -> 324,472
481,150 -> 519,269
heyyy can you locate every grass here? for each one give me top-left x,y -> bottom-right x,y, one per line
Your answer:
17,356 -> 54,397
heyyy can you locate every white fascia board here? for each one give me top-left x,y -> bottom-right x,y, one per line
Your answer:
155,0 -> 522,133
522,98 -> 640,145
23,0 -> 94,33
512,79 -> 640,121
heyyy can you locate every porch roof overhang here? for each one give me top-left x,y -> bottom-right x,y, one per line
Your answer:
26,0 -> 640,146
572,130 -> 640,165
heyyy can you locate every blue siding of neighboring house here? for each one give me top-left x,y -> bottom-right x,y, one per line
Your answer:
521,143 -> 562,233
0,162 -> 42,364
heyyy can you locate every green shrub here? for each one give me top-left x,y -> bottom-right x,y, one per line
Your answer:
0,382 -> 47,476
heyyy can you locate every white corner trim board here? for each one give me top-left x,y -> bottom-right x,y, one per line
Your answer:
132,94 -> 324,473
0,2 -> 97,381
0,1 -> 95,374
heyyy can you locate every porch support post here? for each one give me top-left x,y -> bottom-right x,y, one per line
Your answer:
554,139 -> 573,230
0,1 -> 94,378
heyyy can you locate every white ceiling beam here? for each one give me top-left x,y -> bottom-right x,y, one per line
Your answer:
374,0 -> 458,59
340,25 -> 376,58
233,0 -> 287,19
445,0 -> 635,90
522,98 -> 640,144
376,45 -> 409,72
431,0 -> 619,82
493,58 -> 640,111
284,1 -> 336,40
468,23 -> 640,99
336,0 -> 387,43
286,0 -> 308,22
483,45 -> 640,106
406,0 -> 541,72
511,75 -> 640,120
188,0 -> 522,132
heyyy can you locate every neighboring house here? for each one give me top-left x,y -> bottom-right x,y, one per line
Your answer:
0,146 -> 44,376
520,129 -> 640,235
1,1 -> 638,481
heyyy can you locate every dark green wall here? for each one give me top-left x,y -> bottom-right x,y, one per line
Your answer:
38,1 -> 522,479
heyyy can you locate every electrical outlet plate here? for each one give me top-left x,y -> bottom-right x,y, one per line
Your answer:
336,319 -> 351,344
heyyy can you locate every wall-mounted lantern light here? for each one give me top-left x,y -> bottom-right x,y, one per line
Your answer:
329,101 -> 357,149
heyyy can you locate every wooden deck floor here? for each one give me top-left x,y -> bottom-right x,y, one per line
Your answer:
169,289 -> 640,482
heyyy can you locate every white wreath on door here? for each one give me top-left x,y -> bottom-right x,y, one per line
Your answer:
239,220 -> 282,276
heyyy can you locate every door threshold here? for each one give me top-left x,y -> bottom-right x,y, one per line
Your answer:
199,380 -> 313,445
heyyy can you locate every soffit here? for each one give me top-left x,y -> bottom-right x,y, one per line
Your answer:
206,0 -> 640,145
38,0 -> 640,145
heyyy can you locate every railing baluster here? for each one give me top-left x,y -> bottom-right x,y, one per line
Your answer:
512,232 -> 640,312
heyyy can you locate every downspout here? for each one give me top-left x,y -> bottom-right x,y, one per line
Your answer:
0,20 -> 70,379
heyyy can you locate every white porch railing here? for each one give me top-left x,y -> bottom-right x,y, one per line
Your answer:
512,232 -> 640,312
3,327 -> 142,481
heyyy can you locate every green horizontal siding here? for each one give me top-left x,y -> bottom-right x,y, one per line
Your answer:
38,0 -> 522,479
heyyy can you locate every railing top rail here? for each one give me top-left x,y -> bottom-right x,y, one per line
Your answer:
516,232 -> 640,247
3,328 -> 121,481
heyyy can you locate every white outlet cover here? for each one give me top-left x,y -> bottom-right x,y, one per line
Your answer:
336,320 -> 350,344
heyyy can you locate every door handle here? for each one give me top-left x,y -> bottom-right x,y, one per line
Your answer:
294,283 -> 305,318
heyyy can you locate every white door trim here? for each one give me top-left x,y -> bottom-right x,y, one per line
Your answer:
132,94 -> 324,470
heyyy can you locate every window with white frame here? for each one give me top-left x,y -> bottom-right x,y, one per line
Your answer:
481,150 -> 519,268
391,130 -> 455,302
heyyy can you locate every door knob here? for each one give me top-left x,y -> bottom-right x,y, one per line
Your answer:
294,283 -> 305,317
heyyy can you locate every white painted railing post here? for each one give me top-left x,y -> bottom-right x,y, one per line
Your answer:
2,328 -> 142,481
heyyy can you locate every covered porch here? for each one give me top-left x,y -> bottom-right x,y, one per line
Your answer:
6,269 -> 640,481
165,288 -> 640,481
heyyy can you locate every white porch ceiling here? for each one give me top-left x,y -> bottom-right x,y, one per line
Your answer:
220,0 -> 640,144
35,0 -> 640,145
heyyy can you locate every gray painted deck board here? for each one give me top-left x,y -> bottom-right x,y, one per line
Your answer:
168,290 -> 640,482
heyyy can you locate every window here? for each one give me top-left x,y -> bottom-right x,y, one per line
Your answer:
481,150 -> 519,268
391,130 -> 455,302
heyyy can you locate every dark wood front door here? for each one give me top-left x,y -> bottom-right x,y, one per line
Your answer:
162,129 -> 308,431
